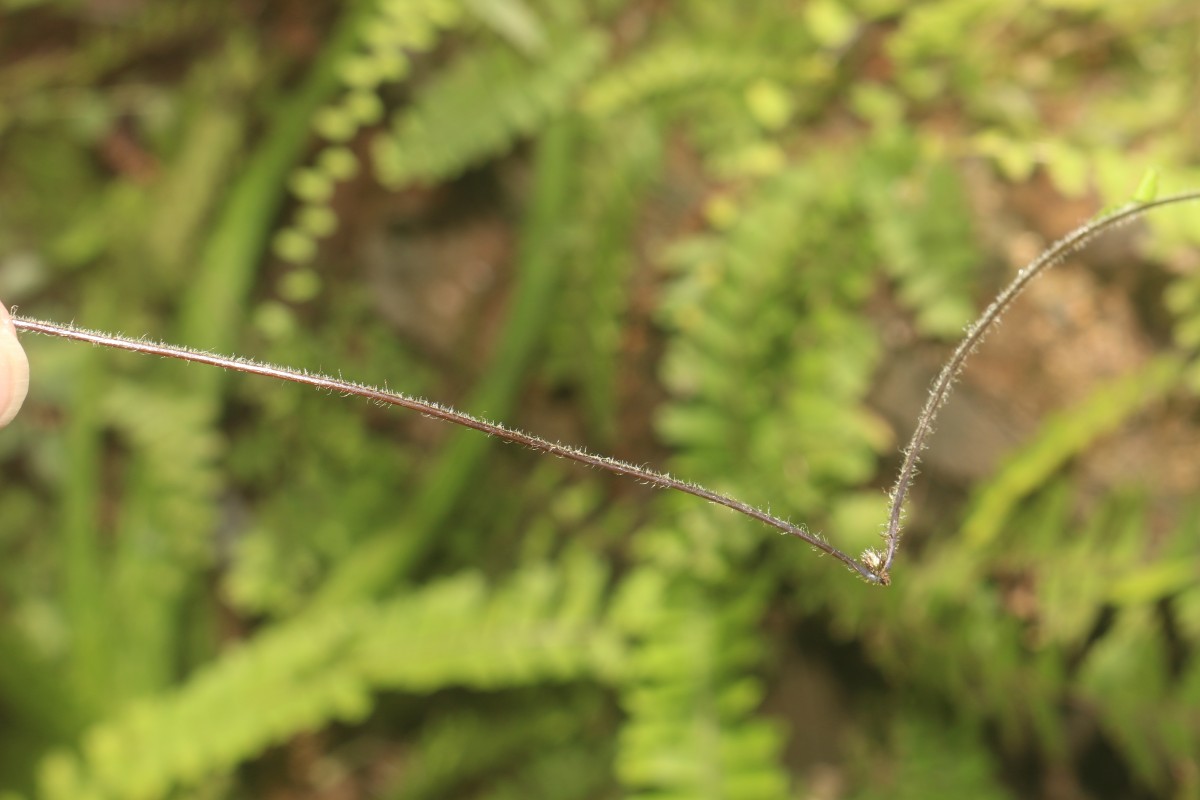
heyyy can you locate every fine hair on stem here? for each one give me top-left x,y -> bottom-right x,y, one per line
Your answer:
11,190 -> 1200,586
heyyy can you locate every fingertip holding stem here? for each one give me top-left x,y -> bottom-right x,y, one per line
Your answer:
0,302 -> 29,427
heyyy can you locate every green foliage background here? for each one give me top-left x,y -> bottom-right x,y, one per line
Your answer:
1,0 -> 1199,797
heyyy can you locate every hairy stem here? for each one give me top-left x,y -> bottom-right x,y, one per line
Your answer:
11,191 -> 1199,586
10,314 -> 880,583
879,190 -> 1200,581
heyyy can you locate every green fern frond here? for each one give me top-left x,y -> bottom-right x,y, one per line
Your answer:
846,714 -> 1011,800
542,115 -> 661,441
1077,606 -> 1174,790
580,42 -> 788,118
613,571 -> 790,799
313,119 -> 581,605
358,558 -> 624,690
104,384 -> 223,567
657,165 -> 886,523
37,603 -> 368,800
221,374 -> 423,617
275,0 -> 465,262
6,2 -> 232,92
859,138 -> 980,338
463,0 -> 548,55
371,32 -> 608,188
1066,500 -> 1200,791
833,480 -> 1199,781
54,380 -> 228,707
961,355 -> 1185,550
389,692 -> 615,800
36,556 -> 621,800
1013,486 -> 1155,641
